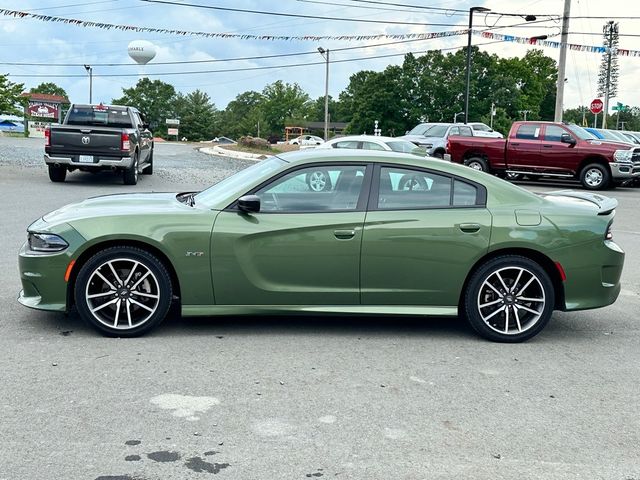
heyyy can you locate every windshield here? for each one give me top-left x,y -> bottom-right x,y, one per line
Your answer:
195,156 -> 286,206
66,106 -> 133,127
566,124 -> 597,140
423,125 -> 449,138
407,123 -> 432,136
386,140 -> 423,155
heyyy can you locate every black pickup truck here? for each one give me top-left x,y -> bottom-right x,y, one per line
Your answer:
45,104 -> 153,185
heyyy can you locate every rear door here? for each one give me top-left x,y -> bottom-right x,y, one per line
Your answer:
211,163 -> 371,305
507,123 -> 542,170
361,165 -> 491,306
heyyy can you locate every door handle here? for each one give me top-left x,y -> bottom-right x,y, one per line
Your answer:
458,223 -> 481,233
334,229 -> 356,239
542,144 -> 553,148
510,142 -> 520,146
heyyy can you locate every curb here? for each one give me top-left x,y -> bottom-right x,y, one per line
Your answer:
199,145 -> 267,162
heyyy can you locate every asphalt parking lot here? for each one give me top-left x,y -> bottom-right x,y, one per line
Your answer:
1,135 -> 639,480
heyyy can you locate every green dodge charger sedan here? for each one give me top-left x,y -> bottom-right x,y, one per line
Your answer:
18,150 -> 624,342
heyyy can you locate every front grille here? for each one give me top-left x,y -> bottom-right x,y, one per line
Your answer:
632,148 -> 640,163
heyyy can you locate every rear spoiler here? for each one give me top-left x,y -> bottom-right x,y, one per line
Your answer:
541,190 -> 618,215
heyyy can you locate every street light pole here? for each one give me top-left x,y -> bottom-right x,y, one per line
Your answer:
318,47 -> 330,141
464,6 -> 490,125
553,0 -> 571,122
84,64 -> 93,103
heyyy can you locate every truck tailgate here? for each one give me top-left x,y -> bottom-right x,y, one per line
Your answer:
49,126 -> 123,156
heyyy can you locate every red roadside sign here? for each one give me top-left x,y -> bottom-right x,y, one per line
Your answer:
590,98 -> 604,114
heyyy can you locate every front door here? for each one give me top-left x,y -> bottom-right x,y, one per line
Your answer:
361,165 -> 492,306
539,124 -> 576,173
211,163 -> 370,305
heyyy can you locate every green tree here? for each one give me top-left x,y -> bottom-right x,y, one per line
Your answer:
30,82 -> 68,99
173,90 -> 220,141
260,80 -> 311,137
113,78 -> 176,136
0,75 -> 25,115
219,90 -> 264,139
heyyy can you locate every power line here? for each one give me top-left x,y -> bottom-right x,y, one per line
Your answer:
6,40 -> 504,78
296,0 -> 467,16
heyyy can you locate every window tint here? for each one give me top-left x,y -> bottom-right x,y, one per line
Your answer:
515,124 -> 541,140
333,141 -> 360,149
386,141 -> 420,153
453,180 -> 478,206
543,125 -> 567,142
377,167 -> 452,209
66,106 -> 133,127
362,141 -> 385,151
256,165 -> 366,212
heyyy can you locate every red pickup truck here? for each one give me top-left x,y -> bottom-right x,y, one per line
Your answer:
447,121 -> 640,190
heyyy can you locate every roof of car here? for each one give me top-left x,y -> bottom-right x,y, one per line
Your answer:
327,135 -> 410,142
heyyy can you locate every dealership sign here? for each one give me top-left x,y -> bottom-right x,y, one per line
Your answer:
28,101 -> 58,119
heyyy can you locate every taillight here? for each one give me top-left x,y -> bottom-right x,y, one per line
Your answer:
605,222 -> 613,241
121,132 -> 130,151
44,126 -> 50,147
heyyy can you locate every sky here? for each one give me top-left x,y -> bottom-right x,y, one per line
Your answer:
1,0 -> 638,118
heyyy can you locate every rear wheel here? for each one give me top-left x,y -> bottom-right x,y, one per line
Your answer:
74,246 -> 173,337
465,157 -> 488,172
123,152 -> 139,185
580,163 -> 610,190
48,164 -> 66,182
463,255 -> 554,342
142,148 -> 153,175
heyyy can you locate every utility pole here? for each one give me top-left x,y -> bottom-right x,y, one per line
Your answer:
490,102 -> 495,128
317,47 -> 330,141
600,22 -> 618,129
554,0 -> 571,122
84,64 -> 93,103
464,6 -> 491,125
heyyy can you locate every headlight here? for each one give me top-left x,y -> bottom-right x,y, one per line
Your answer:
28,233 -> 69,252
613,149 -> 633,162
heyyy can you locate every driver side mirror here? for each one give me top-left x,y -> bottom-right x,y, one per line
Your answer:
561,133 -> 576,145
238,195 -> 260,213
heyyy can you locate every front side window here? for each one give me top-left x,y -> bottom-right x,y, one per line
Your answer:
256,165 -> 367,212
459,126 -> 473,137
361,141 -> 386,151
333,141 -> 360,149
543,125 -> 567,142
377,167 -> 452,209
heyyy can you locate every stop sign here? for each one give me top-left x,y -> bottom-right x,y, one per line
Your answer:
590,98 -> 604,114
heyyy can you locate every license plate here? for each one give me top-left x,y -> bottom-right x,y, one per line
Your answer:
78,155 -> 94,163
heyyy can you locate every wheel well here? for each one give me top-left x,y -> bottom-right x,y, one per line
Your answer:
463,151 -> 489,162
577,155 -> 610,176
66,239 -> 181,308
458,247 -> 565,311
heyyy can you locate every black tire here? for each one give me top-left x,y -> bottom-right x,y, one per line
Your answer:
123,152 -> 139,185
465,156 -> 489,172
432,150 -> 445,159
74,246 -> 173,337
142,148 -> 153,175
463,255 -> 555,343
48,164 -> 66,182
398,173 -> 429,191
305,169 -> 332,192
580,163 -> 610,190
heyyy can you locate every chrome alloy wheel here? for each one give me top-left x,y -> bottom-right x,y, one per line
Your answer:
468,160 -> 484,171
584,168 -> 603,188
85,258 -> 160,330
477,266 -> 546,335
308,171 -> 328,192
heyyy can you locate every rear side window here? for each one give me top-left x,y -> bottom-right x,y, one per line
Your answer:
66,106 -> 132,127
453,180 -> 478,206
362,141 -> 385,151
515,124 -> 541,140
377,167 -> 452,209
333,141 -> 360,149
458,126 -> 473,136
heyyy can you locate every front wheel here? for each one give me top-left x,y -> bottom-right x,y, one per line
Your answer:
463,255 -> 554,342
580,163 -> 610,190
48,164 -> 66,182
74,246 -> 173,337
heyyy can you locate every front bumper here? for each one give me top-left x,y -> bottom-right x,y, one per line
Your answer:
610,161 -> 640,180
44,153 -> 133,169
18,242 -> 70,312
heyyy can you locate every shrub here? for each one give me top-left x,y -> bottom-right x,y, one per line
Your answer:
238,136 -> 270,150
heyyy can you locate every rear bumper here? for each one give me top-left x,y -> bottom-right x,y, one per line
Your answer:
562,240 -> 625,311
610,161 -> 640,180
45,153 -> 133,169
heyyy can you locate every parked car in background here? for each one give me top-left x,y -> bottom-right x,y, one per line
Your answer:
468,122 -> 504,138
399,123 -> 474,158
618,131 -> 640,145
447,121 -> 640,190
19,149 -> 624,342
289,135 -> 324,146
45,104 -> 153,185
584,127 -> 634,145
316,135 -> 426,156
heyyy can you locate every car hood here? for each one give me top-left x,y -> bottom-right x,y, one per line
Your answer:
41,192 -> 186,226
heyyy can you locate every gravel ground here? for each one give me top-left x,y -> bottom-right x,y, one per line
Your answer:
1,135 -> 639,480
